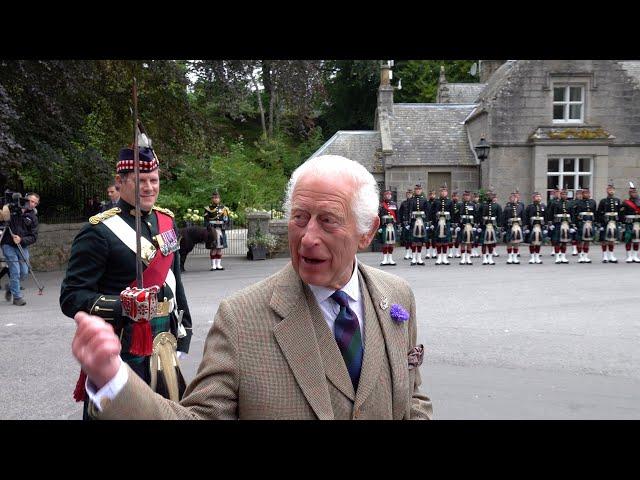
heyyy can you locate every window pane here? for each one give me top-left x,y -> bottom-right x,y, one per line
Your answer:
564,176 -> 575,189
579,158 -> 590,172
569,104 -> 582,120
548,158 -> 560,172
570,87 -> 582,101
548,175 -> 559,189
563,158 -> 575,172
553,104 -> 565,120
579,175 -> 591,189
553,87 -> 565,102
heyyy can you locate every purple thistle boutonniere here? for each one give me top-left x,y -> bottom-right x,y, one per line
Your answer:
390,304 -> 409,323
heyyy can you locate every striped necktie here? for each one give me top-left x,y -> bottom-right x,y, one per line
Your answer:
330,290 -> 364,390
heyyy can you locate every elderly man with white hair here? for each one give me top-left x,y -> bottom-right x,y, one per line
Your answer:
71,155 -> 433,420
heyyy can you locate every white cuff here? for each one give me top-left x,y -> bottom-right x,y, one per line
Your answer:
85,359 -> 129,412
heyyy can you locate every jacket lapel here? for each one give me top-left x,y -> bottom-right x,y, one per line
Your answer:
352,273 -> 384,413
358,264 -> 409,420
270,264 -> 334,420
304,286 -> 356,402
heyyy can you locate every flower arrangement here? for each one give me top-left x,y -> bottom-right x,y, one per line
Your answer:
247,230 -> 279,250
183,208 -> 204,225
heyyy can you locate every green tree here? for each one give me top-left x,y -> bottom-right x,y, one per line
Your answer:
394,60 -> 476,103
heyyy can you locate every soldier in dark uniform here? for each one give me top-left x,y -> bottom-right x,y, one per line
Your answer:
547,186 -> 574,263
571,187 -> 597,263
424,190 -> 437,258
619,182 -> 640,263
502,190 -> 525,264
478,190 -> 502,265
523,191 -> 547,264
448,190 -> 461,259
569,188 -> 583,256
408,184 -> 429,265
377,189 -> 398,266
547,188 -> 561,257
471,191 -> 481,258
204,191 -> 231,271
457,190 -> 478,265
430,184 -> 454,265
513,189 -> 525,257
397,188 -> 414,260
597,182 -> 622,263
60,146 -> 192,419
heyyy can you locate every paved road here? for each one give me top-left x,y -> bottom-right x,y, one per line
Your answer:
1,245 -> 638,419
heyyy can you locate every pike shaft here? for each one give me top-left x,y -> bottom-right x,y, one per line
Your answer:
133,76 -> 143,288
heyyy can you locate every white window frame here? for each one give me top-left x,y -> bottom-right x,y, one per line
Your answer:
546,156 -> 593,201
552,85 -> 585,124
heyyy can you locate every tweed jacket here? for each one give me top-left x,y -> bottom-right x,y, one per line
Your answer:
92,261 -> 433,420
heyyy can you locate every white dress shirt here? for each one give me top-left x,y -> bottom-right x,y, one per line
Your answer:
307,257 -> 365,343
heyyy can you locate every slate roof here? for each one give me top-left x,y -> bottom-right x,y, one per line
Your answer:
309,131 -> 381,171
387,104 -> 477,166
444,83 -> 486,104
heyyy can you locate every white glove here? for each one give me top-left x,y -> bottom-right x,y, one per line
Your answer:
455,227 -> 461,232
549,225 -> 555,230
599,227 -> 604,231
177,351 -> 186,359
405,225 -> 411,230
543,230 -> 548,235
377,228 -> 383,234
429,225 -> 435,230
524,229 -> 530,235
569,228 -> 576,234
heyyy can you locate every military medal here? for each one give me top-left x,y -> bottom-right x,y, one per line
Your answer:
155,228 -> 180,256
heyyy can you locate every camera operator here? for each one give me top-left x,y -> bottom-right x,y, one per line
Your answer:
1,191 -> 39,306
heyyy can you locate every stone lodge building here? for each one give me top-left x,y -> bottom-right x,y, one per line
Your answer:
308,60 -> 640,203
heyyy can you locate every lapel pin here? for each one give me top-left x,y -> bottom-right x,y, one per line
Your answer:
379,298 -> 389,310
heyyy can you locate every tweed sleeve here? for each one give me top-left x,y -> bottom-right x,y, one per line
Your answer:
94,298 -> 240,420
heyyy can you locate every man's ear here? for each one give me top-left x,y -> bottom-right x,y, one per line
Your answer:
358,216 -> 380,250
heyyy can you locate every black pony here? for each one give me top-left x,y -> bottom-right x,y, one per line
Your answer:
177,226 -> 214,272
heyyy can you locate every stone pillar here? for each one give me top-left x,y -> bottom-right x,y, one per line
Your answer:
246,211 -> 271,239
268,218 -> 290,257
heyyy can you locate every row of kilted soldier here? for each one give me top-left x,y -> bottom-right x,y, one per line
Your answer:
377,181 -> 640,266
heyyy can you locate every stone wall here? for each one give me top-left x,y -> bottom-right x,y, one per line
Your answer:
28,223 -> 84,271
385,166 -> 479,197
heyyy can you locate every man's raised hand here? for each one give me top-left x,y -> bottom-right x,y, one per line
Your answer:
72,312 -> 122,390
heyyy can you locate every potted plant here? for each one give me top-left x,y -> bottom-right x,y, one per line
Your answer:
247,229 -> 278,260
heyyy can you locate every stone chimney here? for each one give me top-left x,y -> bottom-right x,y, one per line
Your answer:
378,61 -> 394,114
479,60 -> 505,83
436,65 -> 450,103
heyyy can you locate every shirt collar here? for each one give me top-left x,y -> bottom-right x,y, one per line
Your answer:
308,257 -> 360,305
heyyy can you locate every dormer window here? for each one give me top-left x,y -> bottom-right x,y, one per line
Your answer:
553,85 -> 584,123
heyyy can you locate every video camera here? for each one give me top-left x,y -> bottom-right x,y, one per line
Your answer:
3,190 -> 29,215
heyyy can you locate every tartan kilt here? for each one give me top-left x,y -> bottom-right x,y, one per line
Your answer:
457,224 -> 475,244
504,224 -> 524,243
377,224 -> 397,244
623,222 -> 640,243
205,227 -> 227,249
550,223 -> 573,243
432,220 -> 452,244
576,221 -> 596,242
400,224 -> 413,243
479,225 -> 498,245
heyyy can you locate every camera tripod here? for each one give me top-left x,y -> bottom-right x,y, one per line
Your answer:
0,225 -> 44,295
